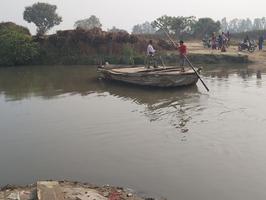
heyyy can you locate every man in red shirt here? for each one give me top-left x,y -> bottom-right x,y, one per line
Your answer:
177,40 -> 187,72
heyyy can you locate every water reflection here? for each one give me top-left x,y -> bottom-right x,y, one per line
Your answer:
0,65 -> 263,134
0,66 -> 205,134
205,65 -> 264,81
98,81 -> 203,134
2,65 -> 266,200
0,66 -> 97,100
1,65 -> 262,100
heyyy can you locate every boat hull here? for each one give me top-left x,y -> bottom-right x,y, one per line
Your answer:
98,66 -> 199,87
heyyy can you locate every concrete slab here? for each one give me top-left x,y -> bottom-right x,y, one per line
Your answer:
37,181 -> 64,200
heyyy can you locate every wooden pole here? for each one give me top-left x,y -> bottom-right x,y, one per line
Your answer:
154,21 -> 210,92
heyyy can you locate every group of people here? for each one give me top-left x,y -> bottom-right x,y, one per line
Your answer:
207,32 -> 265,52
146,40 -> 187,71
210,31 -> 230,52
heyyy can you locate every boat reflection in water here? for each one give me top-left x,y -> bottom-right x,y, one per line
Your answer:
98,78 -> 203,135
0,65 -> 205,135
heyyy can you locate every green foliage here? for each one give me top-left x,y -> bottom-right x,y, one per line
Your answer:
120,44 -> 138,65
153,15 -> 175,33
132,21 -> 156,34
171,16 -> 196,37
74,15 -> 102,30
0,22 -> 31,35
23,2 -> 62,35
153,15 -> 196,37
193,18 -> 221,37
0,29 -> 39,66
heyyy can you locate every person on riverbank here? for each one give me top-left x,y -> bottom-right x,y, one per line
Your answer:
221,32 -> 228,52
226,31 -> 231,46
218,35 -> 223,50
258,35 -> 264,50
146,40 -> 157,68
177,40 -> 187,72
211,32 -> 217,49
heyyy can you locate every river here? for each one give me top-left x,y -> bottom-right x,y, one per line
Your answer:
0,65 -> 266,200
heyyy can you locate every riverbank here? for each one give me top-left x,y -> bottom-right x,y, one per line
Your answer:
34,34 -> 249,66
0,22 -> 252,67
0,181 -> 152,200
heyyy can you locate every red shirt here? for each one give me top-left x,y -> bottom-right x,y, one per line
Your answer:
178,44 -> 187,56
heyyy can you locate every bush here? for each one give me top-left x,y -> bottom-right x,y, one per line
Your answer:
0,29 -> 39,66
0,22 -> 31,35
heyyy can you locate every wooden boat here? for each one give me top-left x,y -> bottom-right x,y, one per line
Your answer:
98,66 -> 200,87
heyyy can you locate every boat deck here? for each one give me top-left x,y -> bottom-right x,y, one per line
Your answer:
98,65 -> 199,87
109,66 -> 195,75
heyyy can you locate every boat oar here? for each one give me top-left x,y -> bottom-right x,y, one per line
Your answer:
159,56 -> 166,68
154,21 -> 209,92
183,55 -> 209,92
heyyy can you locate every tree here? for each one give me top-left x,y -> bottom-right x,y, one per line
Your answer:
171,16 -> 196,37
261,17 -> 266,30
220,18 -> 228,31
193,18 -> 221,37
224,17 -> 266,33
74,15 -> 102,30
152,15 -> 196,37
132,21 -> 156,34
245,18 -> 253,31
253,18 -> 263,30
237,18 -> 253,32
228,18 -> 240,33
23,2 -> 62,36
0,25 -> 39,66
153,15 -> 176,34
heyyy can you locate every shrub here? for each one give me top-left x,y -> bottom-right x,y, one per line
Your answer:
0,29 -> 39,66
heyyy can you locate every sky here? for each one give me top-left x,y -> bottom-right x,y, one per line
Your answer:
1,0 -> 266,34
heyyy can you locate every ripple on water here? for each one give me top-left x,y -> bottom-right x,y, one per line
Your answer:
1,66 -> 266,200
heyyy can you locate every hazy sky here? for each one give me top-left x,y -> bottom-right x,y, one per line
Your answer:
1,0 -> 266,34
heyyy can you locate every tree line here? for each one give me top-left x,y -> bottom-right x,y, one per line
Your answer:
132,17 -> 266,37
2,1 -> 266,66
221,17 -> 266,33
76,15 -> 221,39
17,2 -> 266,38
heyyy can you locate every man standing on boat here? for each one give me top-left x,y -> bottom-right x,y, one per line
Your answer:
146,40 -> 157,68
176,40 -> 187,72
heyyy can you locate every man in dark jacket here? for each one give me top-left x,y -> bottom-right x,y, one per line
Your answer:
259,35 -> 264,51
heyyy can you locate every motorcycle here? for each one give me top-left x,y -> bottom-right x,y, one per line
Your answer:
238,40 -> 257,53
202,39 -> 211,48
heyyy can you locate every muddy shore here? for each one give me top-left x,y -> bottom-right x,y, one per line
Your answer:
0,181 -> 158,200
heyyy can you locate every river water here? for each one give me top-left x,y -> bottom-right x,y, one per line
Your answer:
0,65 -> 266,200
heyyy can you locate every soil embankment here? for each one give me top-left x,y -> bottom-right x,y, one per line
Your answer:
185,42 -> 249,64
